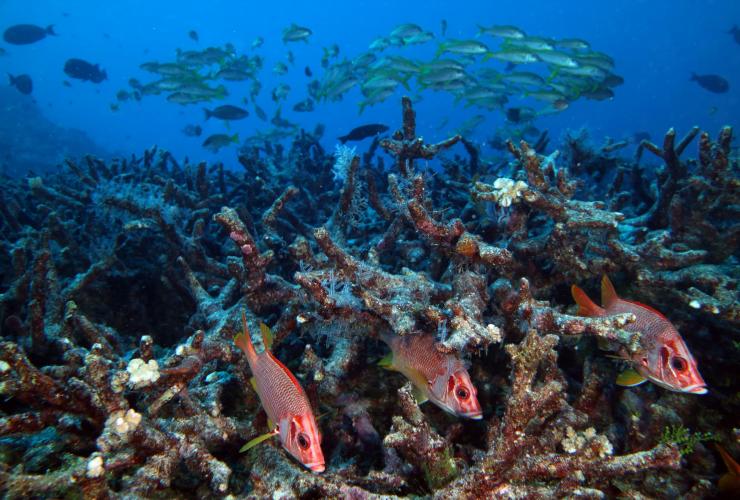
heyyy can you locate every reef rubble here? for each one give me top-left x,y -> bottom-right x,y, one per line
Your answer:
0,98 -> 737,498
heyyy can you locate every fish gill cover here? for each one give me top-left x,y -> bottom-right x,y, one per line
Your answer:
0,0 -> 738,498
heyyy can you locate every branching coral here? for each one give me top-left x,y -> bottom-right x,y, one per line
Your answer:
0,99 -> 736,498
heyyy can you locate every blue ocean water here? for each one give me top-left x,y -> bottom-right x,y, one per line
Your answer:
1,0 -> 738,167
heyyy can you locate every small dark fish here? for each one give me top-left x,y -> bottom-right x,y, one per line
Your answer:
62,80 -> 71,87
581,87 -> 614,101
293,98 -> 315,112
506,107 -> 522,123
64,58 -> 107,83
0,48 -> 7,56
189,30 -> 199,42
116,89 -> 131,101
690,72 -> 729,93
271,108 -> 297,129
183,124 -> 203,137
602,73 -> 624,88
109,103 -> 119,112
203,133 -> 239,152
8,73 -> 32,94
254,104 -> 268,121
3,24 -> 56,45
441,19 -> 448,37
304,66 -> 312,77
338,124 -> 389,143
203,104 -> 248,121
287,50 -> 295,65
729,25 -> 740,45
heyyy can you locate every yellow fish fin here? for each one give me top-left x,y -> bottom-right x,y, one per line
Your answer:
412,384 -> 429,405
267,418 -> 275,429
239,429 -> 279,453
259,322 -> 273,351
377,352 -> 395,369
616,369 -> 647,387
250,377 -> 257,392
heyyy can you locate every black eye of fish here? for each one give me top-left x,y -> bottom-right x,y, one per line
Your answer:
456,388 -> 469,400
671,357 -> 688,372
297,433 -> 310,450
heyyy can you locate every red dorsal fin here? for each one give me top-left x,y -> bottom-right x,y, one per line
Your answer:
601,275 -> 619,308
571,284 -> 606,317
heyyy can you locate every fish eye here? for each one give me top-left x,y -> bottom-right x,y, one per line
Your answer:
297,433 -> 310,450
671,357 -> 688,372
456,387 -> 469,400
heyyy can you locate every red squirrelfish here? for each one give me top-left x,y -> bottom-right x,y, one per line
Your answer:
380,333 -> 482,419
571,275 -> 707,395
234,312 -> 325,472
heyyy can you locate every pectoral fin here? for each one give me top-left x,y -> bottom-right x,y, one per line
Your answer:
377,352 -> 395,370
412,384 -> 429,404
250,377 -> 257,392
239,430 -> 278,453
259,322 -> 274,351
616,369 -> 647,387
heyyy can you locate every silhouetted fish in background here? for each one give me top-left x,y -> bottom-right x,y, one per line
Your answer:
8,73 -> 32,95
690,72 -> 729,93
202,133 -> 239,152
203,104 -> 248,120
729,25 -> 740,45
338,124 -> 388,143
64,58 -> 107,83
182,124 -> 202,137
3,24 -> 56,45
188,30 -> 199,42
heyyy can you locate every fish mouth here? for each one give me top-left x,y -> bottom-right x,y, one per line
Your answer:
306,462 -> 325,473
465,411 -> 483,420
683,384 -> 708,395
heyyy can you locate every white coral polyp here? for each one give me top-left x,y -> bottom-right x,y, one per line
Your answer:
492,177 -> 528,208
86,455 -> 104,478
126,358 -> 160,388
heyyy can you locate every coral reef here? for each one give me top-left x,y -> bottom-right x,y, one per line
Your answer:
0,98 -> 737,498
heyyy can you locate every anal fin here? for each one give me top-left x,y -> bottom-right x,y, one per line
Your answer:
616,369 -> 647,387
411,384 -> 429,405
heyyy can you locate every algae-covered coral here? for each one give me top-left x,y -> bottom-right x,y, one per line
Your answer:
0,97 -> 738,498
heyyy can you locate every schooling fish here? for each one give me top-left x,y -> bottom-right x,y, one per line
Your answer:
3,24 -> 56,45
202,133 -> 239,153
234,312 -> 325,473
338,124 -> 389,144
571,275 -> 707,394
379,333 -> 482,419
203,104 -> 248,121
